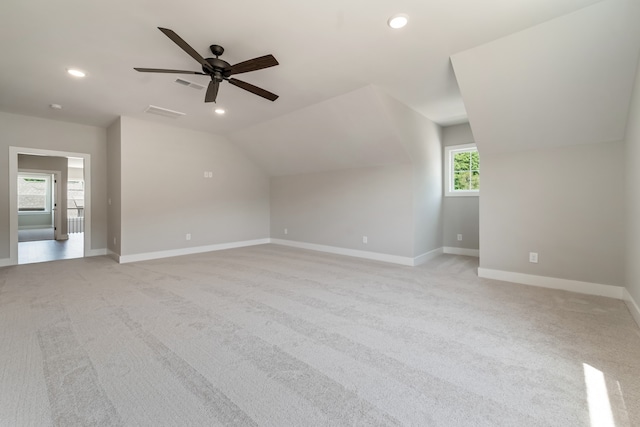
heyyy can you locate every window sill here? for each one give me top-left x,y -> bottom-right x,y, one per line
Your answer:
445,191 -> 479,197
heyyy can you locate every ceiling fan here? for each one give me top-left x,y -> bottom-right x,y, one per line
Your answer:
134,27 -> 279,103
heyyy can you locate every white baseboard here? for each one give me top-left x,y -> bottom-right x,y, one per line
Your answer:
623,288 -> 640,328
107,249 -> 120,263
413,248 -> 444,266
118,238 -> 271,264
477,267 -> 624,299
56,234 -> 69,241
270,239 -> 438,266
86,248 -> 108,257
0,258 -> 12,268
443,247 -> 479,257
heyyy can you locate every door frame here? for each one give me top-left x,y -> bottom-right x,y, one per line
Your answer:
17,169 -> 62,240
9,146 -> 92,265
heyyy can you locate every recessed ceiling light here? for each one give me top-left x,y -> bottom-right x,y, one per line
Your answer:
214,108 -> 225,115
67,68 -> 86,78
388,14 -> 409,29
49,104 -> 63,110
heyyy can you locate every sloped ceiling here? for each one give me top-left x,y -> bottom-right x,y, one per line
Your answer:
0,0 -> 603,135
227,86 -> 411,176
451,0 -> 640,153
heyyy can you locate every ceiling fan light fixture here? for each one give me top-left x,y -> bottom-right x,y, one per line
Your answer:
388,14 -> 409,29
67,68 -> 86,78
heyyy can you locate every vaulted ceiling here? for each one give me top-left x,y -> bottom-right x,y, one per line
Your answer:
452,0 -> 640,153
0,0 -> 608,136
2,0 -> 638,176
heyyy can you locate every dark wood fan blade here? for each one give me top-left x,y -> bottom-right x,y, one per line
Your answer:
205,80 -> 220,103
158,27 -> 212,71
228,55 -> 279,75
228,78 -> 278,101
134,68 -> 206,74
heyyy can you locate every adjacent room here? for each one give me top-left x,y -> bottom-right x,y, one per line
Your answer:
1,0 -> 639,425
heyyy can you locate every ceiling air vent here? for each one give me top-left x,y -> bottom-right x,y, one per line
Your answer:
175,78 -> 205,90
144,105 -> 186,119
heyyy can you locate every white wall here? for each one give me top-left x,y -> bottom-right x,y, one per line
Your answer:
117,117 -> 270,257
480,141 -> 624,287
0,111 -> 107,259
625,54 -> 640,311
442,123 -> 479,251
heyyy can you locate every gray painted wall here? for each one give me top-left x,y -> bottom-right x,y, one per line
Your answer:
375,91 -> 443,256
0,111 -> 107,259
118,117 -> 270,256
442,123 -> 479,250
480,141 -> 624,287
625,55 -> 640,303
270,90 -> 444,259
271,165 -> 414,257
106,118 -> 122,255
18,154 -> 68,235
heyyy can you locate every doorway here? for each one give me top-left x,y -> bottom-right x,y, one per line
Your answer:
9,147 -> 92,266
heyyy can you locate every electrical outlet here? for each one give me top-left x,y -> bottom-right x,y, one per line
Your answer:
457,234 -> 462,241
203,171 -> 208,178
363,236 -> 368,244
186,233 -> 191,241
207,171 -> 213,178
284,228 -> 288,235
529,252 -> 538,263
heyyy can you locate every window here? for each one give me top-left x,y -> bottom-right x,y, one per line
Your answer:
444,143 -> 479,196
18,173 -> 52,211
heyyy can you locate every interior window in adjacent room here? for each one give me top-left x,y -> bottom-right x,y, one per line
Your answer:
18,173 -> 51,211
444,143 -> 479,196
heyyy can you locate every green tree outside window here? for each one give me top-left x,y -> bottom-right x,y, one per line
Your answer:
453,150 -> 479,191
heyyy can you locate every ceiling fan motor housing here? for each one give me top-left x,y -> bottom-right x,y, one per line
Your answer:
204,57 -> 232,80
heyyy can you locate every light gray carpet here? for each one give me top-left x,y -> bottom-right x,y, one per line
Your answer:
0,245 -> 638,426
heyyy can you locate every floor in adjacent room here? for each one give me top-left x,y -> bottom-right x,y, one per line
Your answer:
0,245 -> 638,426
18,229 -> 83,264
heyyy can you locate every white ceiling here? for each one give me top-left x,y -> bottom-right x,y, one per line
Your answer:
0,0 -> 605,136
452,0 -> 640,153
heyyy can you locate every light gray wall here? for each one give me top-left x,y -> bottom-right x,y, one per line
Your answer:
375,90 -> 443,256
442,123 -> 479,250
442,123 -> 474,147
18,214 -> 51,228
443,198 -> 479,250
118,117 -> 270,256
271,165 -> 414,257
106,118 -> 122,255
18,154 -> 68,235
0,111 -> 107,259
625,55 -> 640,304
269,90 -> 444,259
480,141 -> 624,286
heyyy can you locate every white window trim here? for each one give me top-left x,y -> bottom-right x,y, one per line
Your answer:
444,143 -> 479,197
